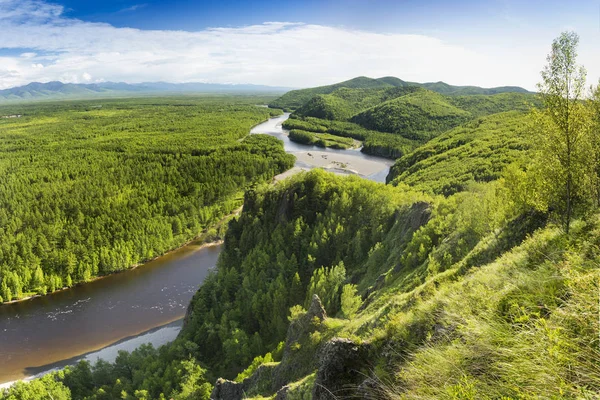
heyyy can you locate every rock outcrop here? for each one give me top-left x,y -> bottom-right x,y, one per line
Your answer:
210,378 -> 244,400
312,338 -> 373,399
211,295 -> 328,400
271,294 -> 327,390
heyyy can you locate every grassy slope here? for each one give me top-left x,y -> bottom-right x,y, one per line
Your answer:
387,111 -> 530,195
293,87 -> 422,121
447,92 -> 540,117
3,91 -> 597,400
230,171 -> 597,400
350,90 -> 472,140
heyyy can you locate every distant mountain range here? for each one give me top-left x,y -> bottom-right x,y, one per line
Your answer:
0,77 -> 533,104
0,81 -> 293,102
269,76 -> 533,110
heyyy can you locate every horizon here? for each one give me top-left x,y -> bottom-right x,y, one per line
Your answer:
1,1 -> 600,91
0,75 -> 535,93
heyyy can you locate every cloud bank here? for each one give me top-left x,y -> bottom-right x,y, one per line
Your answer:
0,0 -> 594,90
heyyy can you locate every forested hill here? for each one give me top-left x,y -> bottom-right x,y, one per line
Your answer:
269,75 -> 532,111
277,80 -> 538,159
0,81 -> 291,103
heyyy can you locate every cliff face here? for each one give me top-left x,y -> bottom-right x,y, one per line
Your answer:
211,295 -> 328,399
211,295 -> 376,400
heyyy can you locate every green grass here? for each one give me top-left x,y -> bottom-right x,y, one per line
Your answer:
388,111 -> 531,195
351,90 -> 472,140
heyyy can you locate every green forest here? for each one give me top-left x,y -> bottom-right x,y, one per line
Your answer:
1,31 -> 599,400
0,97 -> 294,303
275,78 -> 538,160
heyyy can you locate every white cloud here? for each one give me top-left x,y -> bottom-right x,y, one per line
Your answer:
119,4 -> 147,13
0,0 -> 597,91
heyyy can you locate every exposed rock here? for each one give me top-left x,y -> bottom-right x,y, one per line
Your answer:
285,294 -> 327,347
307,293 -> 327,321
242,363 -> 276,396
182,300 -> 194,328
393,201 -> 432,273
210,378 -> 244,400
212,296 -> 328,399
274,384 -> 291,399
312,338 -> 373,400
357,377 -> 381,398
276,189 -> 295,223
406,201 -> 432,233
271,294 -> 327,390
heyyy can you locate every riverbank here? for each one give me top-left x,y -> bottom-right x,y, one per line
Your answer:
0,241 -> 224,385
250,112 -> 394,182
0,319 -> 185,388
294,150 -> 391,177
0,205 -> 241,307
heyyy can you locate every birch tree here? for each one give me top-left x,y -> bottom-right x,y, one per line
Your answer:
533,31 -> 589,233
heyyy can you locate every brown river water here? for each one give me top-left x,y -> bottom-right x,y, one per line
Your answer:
0,242 -> 221,384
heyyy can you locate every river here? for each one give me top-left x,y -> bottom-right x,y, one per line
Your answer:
251,113 -> 394,183
0,111 -> 393,387
0,243 -> 221,385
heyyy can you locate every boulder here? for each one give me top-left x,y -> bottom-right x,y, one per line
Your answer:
312,338 -> 373,399
210,378 -> 244,400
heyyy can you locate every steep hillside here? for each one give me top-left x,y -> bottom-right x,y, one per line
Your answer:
387,111 -> 530,195
293,94 -> 354,121
447,92 -> 540,117
351,90 -> 472,140
202,170 -> 596,399
284,85 -> 536,158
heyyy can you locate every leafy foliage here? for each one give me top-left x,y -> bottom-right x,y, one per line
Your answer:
0,97 -> 293,302
269,76 -> 531,111
6,53 -> 597,400
281,85 -> 536,160
288,129 -> 355,149
294,87 -> 421,121
351,90 -> 472,140
180,169 -> 425,377
388,111 -> 531,195
269,76 -> 398,111
283,116 -> 421,159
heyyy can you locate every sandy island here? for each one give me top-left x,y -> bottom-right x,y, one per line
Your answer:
293,150 -> 393,177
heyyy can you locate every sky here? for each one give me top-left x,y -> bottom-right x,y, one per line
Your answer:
0,0 -> 599,90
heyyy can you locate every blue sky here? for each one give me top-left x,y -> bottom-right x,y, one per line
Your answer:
0,0 -> 599,89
